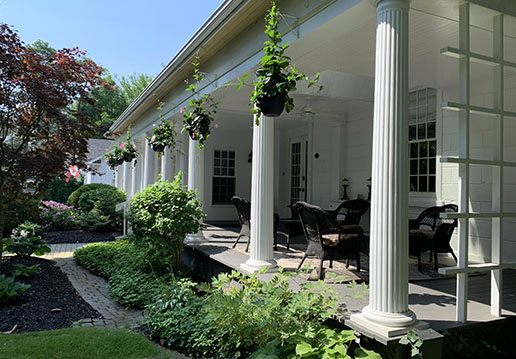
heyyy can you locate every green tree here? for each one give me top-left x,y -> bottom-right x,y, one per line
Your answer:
0,24 -> 103,258
119,74 -> 153,104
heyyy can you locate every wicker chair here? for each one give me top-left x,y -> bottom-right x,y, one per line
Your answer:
409,204 -> 458,271
329,199 -> 370,225
292,201 -> 363,280
230,196 -> 279,252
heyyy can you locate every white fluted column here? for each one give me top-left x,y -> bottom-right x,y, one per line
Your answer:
241,114 -> 277,273
161,146 -> 174,182
122,161 -> 129,193
142,137 -> 155,188
185,138 -> 206,242
349,0 -> 425,338
130,160 -> 138,198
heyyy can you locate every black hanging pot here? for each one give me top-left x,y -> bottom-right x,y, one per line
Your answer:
257,94 -> 286,117
151,142 -> 166,153
123,153 -> 134,162
116,157 -> 124,165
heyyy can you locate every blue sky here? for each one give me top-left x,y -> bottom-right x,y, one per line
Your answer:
0,0 -> 224,79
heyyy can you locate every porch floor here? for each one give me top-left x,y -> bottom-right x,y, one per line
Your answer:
187,224 -> 516,332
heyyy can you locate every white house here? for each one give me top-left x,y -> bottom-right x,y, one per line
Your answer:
83,138 -> 115,186
108,0 -> 516,342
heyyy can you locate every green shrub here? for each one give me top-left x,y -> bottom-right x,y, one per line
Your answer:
74,239 -> 176,309
0,274 -> 30,304
3,223 -> 50,257
11,264 -> 40,278
67,183 -> 121,208
146,269 -> 343,359
251,327 -> 381,359
128,173 -> 204,270
3,194 -> 40,236
68,184 -> 126,232
43,175 -> 83,204
40,200 -> 80,231
109,270 -> 175,308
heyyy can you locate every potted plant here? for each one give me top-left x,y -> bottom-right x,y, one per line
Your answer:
147,103 -> 178,156
181,56 -> 218,148
251,2 -> 320,120
104,129 -> 138,169
120,130 -> 138,163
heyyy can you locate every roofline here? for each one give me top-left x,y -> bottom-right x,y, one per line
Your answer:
107,0 -> 251,135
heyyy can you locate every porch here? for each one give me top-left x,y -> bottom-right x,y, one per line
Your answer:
184,224 -> 516,335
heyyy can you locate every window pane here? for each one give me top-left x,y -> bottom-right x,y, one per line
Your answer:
429,176 -> 436,192
409,108 -> 417,124
427,122 -> 436,139
418,124 -> 426,139
418,90 -> 427,102
419,159 -> 428,174
228,151 -> 235,159
429,141 -> 437,157
410,176 -> 418,192
429,158 -> 436,174
214,159 -> 220,166
222,151 -> 228,159
418,106 -> 426,121
214,150 -> 220,158
419,176 -> 428,192
410,143 -> 418,158
419,142 -> 428,157
410,160 -> 418,175
214,168 -> 220,176
409,125 -> 417,141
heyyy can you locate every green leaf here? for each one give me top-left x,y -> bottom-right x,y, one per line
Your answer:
354,347 -> 382,359
295,342 -> 314,355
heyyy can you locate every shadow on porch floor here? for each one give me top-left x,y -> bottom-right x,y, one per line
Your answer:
186,224 -> 516,332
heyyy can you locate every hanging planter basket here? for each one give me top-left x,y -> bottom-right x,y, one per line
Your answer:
123,153 -> 135,162
150,141 -> 166,153
257,94 -> 286,117
116,157 -> 124,165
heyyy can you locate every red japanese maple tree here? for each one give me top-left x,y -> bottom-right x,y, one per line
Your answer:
0,24 -> 103,257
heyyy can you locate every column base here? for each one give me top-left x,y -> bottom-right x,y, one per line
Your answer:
348,311 -> 428,343
185,231 -> 207,244
241,258 -> 278,274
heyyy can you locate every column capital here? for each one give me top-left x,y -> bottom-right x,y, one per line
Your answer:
372,0 -> 410,12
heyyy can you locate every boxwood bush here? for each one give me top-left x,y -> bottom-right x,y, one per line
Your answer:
127,174 -> 204,271
67,184 -> 126,232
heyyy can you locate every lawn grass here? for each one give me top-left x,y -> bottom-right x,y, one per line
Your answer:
0,327 -> 180,359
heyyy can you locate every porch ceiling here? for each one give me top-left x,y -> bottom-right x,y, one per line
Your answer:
214,0 -> 516,122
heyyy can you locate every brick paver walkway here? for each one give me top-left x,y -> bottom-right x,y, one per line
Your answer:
43,243 -> 144,329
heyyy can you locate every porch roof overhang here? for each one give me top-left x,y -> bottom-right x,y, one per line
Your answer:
107,0 -> 270,136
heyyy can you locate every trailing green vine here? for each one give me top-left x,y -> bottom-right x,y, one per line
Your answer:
181,56 -> 218,147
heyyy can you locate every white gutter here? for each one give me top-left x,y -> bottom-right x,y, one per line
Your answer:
107,0 -> 250,135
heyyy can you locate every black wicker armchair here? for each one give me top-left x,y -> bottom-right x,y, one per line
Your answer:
231,196 -> 279,252
329,199 -> 370,225
409,204 -> 458,271
292,201 -> 363,280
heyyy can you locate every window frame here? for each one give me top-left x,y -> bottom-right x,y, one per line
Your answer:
408,88 -> 439,196
211,148 -> 237,206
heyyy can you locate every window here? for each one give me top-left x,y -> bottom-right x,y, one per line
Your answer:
212,150 -> 236,204
409,88 -> 437,193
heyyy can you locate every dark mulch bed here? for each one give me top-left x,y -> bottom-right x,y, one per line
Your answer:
40,230 -> 120,244
0,256 -> 101,334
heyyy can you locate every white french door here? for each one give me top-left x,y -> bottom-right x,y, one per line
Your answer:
289,136 -> 308,205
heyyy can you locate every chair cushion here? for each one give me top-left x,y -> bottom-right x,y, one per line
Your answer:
322,233 -> 358,246
322,234 -> 340,246
409,229 -> 435,240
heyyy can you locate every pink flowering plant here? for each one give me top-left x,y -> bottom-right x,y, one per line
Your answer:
181,56 -> 218,148
104,129 -> 138,169
40,200 -> 81,231
147,102 -> 178,156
